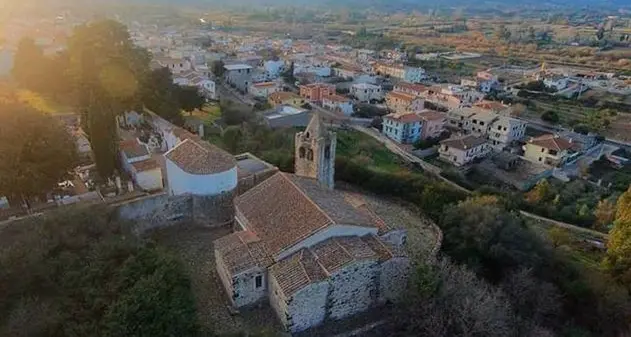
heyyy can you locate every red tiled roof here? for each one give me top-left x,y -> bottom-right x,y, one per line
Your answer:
528,134 -> 573,151
387,91 -> 417,103
417,109 -> 445,121
269,234 -> 392,296
384,112 -> 422,123
440,135 -> 487,151
395,82 -> 427,93
214,231 -> 274,275
165,138 -> 236,174
131,158 -> 160,172
119,140 -> 149,159
235,173 -> 379,256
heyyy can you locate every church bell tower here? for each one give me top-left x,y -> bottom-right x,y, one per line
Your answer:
295,113 -> 336,189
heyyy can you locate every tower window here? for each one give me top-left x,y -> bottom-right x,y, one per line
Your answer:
324,145 -> 331,159
299,147 -> 306,158
305,132 -> 310,139
255,275 -> 263,289
307,149 -> 314,161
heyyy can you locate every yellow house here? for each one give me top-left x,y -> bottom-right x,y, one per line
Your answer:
523,134 -> 574,167
268,92 -> 305,108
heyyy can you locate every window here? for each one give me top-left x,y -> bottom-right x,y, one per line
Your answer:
299,147 -> 306,158
538,157 -> 542,162
324,145 -> 331,159
255,275 -> 263,289
480,121 -> 485,126
307,149 -> 314,161
541,148 -> 545,153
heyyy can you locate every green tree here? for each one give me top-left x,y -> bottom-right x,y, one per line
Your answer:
141,68 -> 183,125
66,20 -> 150,178
175,85 -> 206,115
211,60 -> 225,78
222,125 -> 243,154
526,179 -> 552,204
0,101 -> 78,205
604,186 -> 631,285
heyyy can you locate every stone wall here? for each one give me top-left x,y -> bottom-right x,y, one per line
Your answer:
237,168 -> 278,195
232,268 -> 267,307
116,193 -> 192,233
378,257 -> 410,303
268,273 -> 290,327
287,281 -> 329,333
115,192 -> 236,233
328,259 -> 379,320
268,255 -> 411,334
215,250 -> 235,305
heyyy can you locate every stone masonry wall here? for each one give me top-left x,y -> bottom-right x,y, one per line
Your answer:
268,273 -> 290,327
232,268 -> 267,308
116,192 -> 236,234
287,281 -> 329,333
116,193 -> 192,233
327,259 -> 379,320
378,257 -> 410,303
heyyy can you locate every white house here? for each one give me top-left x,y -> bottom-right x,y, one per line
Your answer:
119,139 -> 164,191
250,82 -> 280,98
439,135 -> 490,166
351,83 -> 382,103
322,94 -> 354,116
488,116 -> 528,149
382,112 -> 423,144
164,138 -> 238,196
155,56 -> 193,74
224,64 -> 253,93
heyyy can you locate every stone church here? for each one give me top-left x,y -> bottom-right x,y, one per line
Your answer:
213,114 -> 410,333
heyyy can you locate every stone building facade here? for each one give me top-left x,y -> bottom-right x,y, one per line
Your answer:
213,114 -> 411,334
294,115 -> 336,190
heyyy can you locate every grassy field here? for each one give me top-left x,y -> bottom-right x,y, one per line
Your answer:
336,129 -> 404,173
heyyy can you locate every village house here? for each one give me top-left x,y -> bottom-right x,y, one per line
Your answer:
269,91 -> 305,108
386,91 -> 425,113
393,82 -> 427,96
249,82 -> 280,99
332,62 -> 363,79
155,56 -> 193,74
382,112 -> 423,144
373,63 -> 426,83
224,64 -> 253,93
322,94 -> 354,116
488,116 -> 528,149
299,83 -> 335,103
446,107 -> 479,132
439,135 -> 491,167
213,115 -> 409,333
119,139 -> 163,191
468,110 -> 499,137
351,83 -> 383,103
523,134 -> 574,167
417,109 -> 446,140
543,75 -> 570,91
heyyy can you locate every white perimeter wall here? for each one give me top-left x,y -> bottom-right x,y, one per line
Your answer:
166,159 -> 237,196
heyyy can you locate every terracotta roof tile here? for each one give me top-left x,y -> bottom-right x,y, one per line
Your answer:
236,173 -> 378,256
120,140 -> 149,159
385,112 -> 422,123
528,134 -> 573,151
269,249 -> 327,296
131,158 -> 160,172
324,94 -> 351,103
165,138 -> 236,174
214,231 -> 274,275
440,135 -> 487,151
417,109 -> 445,121
395,82 -> 427,94
387,91 -> 417,103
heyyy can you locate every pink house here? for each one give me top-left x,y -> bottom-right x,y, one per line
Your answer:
417,109 -> 446,140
